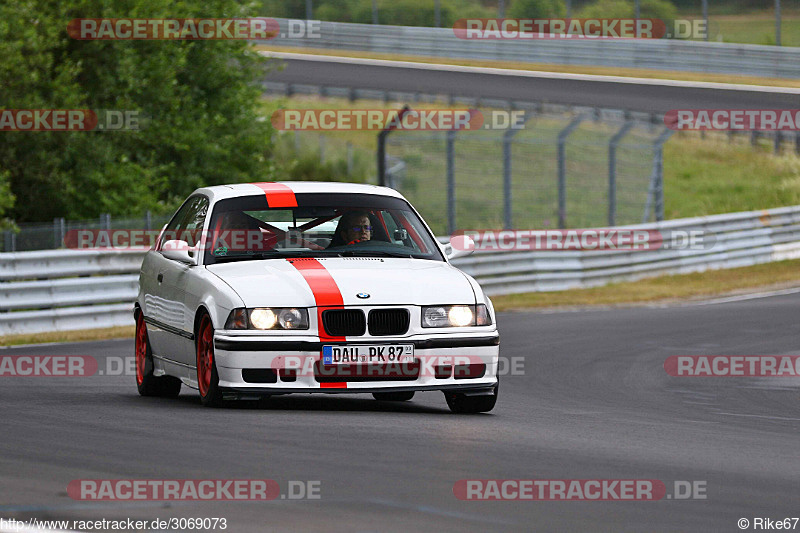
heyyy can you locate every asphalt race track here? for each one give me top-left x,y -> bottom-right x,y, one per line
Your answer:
264,55 -> 800,113
2,291 -> 798,532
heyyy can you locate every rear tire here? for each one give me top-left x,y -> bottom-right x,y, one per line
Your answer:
372,391 -> 415,402
444,382 -> 498,414
135,311 -> 181,398
196,313 -> 224,407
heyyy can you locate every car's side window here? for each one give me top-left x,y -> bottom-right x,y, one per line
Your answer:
158,196 -> 209,251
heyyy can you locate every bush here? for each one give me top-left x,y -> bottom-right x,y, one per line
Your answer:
577,0 -> 676,21
0,0 -> 276,222
578,0 -> 631,18
257,0 -> 493,27
508,0 -> 567,19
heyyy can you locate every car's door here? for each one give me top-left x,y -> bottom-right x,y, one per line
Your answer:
146,196 -> 208,366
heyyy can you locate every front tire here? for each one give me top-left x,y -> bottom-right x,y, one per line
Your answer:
196,313 -> 224,407
372,391 -> 415,402
444,382 -> 498,414
135,311 -> 181,398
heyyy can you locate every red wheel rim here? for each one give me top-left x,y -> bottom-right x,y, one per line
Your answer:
197,317 -> 213,396
135,314 -> 147,386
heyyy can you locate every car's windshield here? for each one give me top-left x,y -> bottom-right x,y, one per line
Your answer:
203,192 -> 444,264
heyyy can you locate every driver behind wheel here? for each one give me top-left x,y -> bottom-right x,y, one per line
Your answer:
337,211 -> 372,245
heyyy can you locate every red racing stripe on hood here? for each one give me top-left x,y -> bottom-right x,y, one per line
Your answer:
251,182 -> 298,208
287,258 -> 345,343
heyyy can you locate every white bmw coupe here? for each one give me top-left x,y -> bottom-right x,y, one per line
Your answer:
135,182 -> 499,412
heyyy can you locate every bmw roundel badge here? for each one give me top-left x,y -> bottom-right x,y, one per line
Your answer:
356,292 -> 370,299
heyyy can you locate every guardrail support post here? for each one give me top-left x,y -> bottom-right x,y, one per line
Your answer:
557,114 -> 587,229
377,105 -> 410,187
502,112 -> 532,229
643,128 -> 673,223
774,131 -> 782,154
53,218 -> 65,249
446,128 -> 456,235
608,119 -> 635,227
702,0 -> 709,41
4,230 -> 15,252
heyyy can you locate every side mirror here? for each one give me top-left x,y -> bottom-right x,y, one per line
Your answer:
443,235 -> 475,260
161,240 -> 198,265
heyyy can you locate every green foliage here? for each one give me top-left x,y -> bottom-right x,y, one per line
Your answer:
508,0 -> 566,19
577,0 -> 676,21
640,0 -> 677,21
256,0 -> 493,27
0,170 -> 15,230
269,128 -> 371,184
0,0 -> 276,222
577,0 -> 631,18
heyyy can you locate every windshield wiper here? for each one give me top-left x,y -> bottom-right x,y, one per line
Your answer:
210,251 -> 284,263
211,250 -> 344,263
336,250 -> 416,258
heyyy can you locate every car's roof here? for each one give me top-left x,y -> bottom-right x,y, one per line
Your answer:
195,181 -> 406,202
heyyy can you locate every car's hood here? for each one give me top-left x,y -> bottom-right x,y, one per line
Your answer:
206,257 -> 475,307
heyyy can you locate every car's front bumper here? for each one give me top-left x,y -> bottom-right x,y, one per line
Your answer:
212,333 -> 499,395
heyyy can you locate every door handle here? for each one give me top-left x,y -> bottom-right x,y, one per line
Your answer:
157,273 -> 164,283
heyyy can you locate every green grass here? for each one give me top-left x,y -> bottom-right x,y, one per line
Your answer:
664,133 -> 800,219
679,8 -> 800,46
0,326 -> 134,347
265,95 -> 800,234
491,258 -> 800,311
714,16 -> 800,46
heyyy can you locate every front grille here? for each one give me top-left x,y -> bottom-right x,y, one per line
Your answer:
322,309 -> 366,336
368,309 -> 410,336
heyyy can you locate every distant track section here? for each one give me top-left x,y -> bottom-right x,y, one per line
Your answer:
261,51 -> 800,113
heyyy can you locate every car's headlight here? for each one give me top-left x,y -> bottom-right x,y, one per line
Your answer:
421,304 -> 491,327
225,308 -> 309,330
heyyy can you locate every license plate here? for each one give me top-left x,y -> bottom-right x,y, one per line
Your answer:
322,344 -> 414,364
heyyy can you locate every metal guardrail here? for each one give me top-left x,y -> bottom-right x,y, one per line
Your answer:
451,205 -> 800,295
2,205 -> 800,335
264,19 -> 800,79
0,250 -> 145,336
